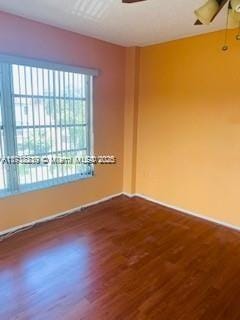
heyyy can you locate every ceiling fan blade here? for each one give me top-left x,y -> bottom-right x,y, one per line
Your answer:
122,0 -> 146,3
194,0 -> 229,25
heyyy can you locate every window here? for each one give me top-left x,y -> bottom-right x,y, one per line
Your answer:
0,55 -> 97,197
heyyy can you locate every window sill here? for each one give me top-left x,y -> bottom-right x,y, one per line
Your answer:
0,172 -> 94,199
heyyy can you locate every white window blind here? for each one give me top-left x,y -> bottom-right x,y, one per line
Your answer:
0,55 -> 97,197
0,91 -> 7,191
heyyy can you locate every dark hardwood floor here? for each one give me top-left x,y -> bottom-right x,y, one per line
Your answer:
0,195 -> 240,320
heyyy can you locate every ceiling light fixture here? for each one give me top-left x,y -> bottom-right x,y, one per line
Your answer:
231,0 -> 240,12
194,0 -> 240,50
194,0 -> 220,24
228,8 -> 240,27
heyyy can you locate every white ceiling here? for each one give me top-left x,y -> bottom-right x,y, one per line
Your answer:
0,0 -> 228,47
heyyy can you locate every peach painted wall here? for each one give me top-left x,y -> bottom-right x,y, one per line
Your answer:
136,29 -> 240,227
0,11 -> 125,231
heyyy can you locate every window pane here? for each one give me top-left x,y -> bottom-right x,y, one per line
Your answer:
11,64 -> 92,190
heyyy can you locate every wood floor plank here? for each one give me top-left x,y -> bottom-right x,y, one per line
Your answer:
0,195 -> 240,320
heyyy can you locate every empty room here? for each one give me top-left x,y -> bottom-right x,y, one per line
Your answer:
0,0 -> 240,319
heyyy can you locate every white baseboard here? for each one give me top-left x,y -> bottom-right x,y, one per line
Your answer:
123,192 -> 240,233
0,192 -> 123,241
1,191 -> 239,241
122,192 -> 135,198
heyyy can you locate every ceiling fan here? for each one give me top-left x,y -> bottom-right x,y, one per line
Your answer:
194,0 -> 240,26
194,0 -> 240,50
122,0 -> 240,50
122,0 -> 240,28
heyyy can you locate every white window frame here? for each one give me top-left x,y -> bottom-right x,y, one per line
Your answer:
0,54 -> 98,198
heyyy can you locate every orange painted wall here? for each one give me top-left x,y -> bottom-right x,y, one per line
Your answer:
0,11 -> 125,231
136,30 -> 240,227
